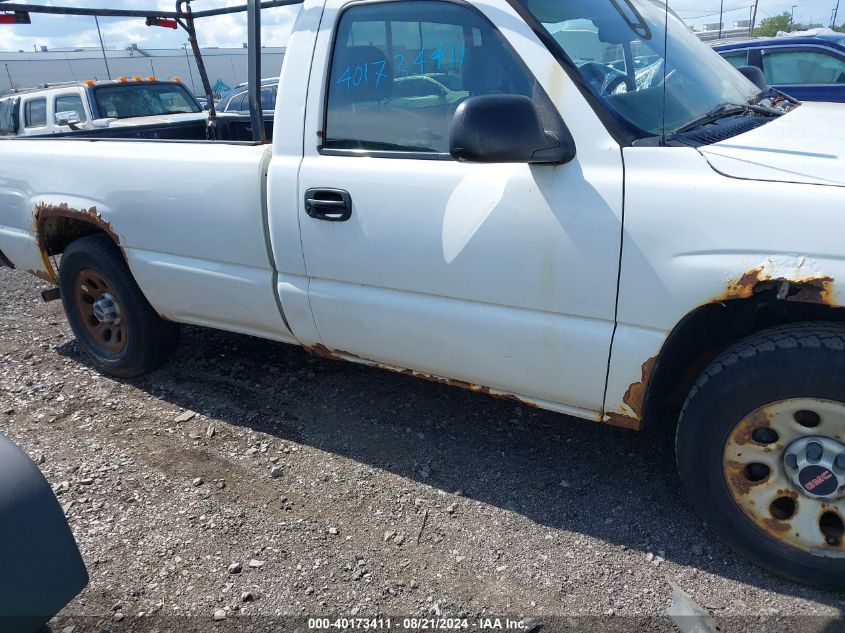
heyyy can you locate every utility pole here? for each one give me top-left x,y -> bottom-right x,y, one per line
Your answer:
833,0 -> 841,28
94,16 -> 112,80
4,63 -> 14,91
790,4 -> 797,29
718,0 -> 724,39
751,0 -> 760,34
182,43 -> 197,93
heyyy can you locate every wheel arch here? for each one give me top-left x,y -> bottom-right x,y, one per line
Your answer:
642,291 -> 845,432
32,203 -> 122,284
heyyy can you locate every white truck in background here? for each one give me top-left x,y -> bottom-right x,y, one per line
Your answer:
0,0 -> 844,590
0,78 -> 206,136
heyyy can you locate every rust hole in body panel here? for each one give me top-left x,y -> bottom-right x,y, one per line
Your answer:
717,266 -> 835,307
622,356 -> 657,420
603,356 -> 658,431
32,202 -> 120,284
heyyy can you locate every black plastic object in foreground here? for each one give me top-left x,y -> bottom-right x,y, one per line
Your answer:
0,433 -> 88,633
449,95 -> 576,165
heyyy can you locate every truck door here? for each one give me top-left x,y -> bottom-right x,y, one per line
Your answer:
296,0 -> 624,416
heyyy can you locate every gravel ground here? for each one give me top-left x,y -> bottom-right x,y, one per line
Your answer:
1,267 -> 843,632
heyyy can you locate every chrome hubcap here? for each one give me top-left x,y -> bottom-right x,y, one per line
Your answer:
723,399 -> 845,556
783,436 -> 845,500
92,292 -> 121,326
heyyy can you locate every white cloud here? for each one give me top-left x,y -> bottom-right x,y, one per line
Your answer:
1,0 -> 840,53
0,0 -> 300,51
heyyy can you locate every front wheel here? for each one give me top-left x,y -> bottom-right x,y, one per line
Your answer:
677,323 -> 845,591
59,234 -> 180,378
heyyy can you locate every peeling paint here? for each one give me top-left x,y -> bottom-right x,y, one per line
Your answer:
31,202 -> 120,284
623,356 -> 656,420
304,344 -> 540,409
717,257 -> 836,306
602,412 -> 642,431
602,355 -> 657,431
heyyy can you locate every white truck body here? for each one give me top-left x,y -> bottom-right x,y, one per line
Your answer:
0,0 -> 842,431
3,0 -> 845,587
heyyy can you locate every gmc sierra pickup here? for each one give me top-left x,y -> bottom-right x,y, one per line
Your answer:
0,0 -> 843,590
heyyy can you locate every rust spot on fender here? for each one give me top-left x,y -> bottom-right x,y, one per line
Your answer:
601,356 -> 658,431
716,266 -> 835,306
622,356 -> 657,420
602,412 -> 642,431
32,202 -> 120,284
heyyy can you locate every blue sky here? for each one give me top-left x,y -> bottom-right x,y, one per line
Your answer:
0,0 -> 841,52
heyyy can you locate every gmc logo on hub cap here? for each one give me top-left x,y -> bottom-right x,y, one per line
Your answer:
799,465 -> 838,497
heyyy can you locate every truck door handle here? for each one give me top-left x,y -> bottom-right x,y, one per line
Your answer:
304,188 -> 352,222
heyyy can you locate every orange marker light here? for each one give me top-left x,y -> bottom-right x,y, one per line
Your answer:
133,76 -> 143,82
118,76 -> 128,83
147,76 -> 156,82
171,77 -> 182,83
84,80 -> 96,87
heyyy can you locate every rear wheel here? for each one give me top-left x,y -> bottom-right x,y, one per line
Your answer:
59,234 -> 179,378
677,323 -> 845,591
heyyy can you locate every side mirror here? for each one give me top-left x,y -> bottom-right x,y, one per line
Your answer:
0,433 -> 88,632
54,110 -> 81,126
737,65 -> 768,91
449,95 -> 575,165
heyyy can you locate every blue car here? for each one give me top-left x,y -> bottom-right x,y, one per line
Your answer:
714,33 -> 845,102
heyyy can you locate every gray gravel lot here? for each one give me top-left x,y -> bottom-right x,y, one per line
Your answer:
1,267 -> 843,632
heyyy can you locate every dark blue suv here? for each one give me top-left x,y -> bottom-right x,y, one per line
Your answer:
714,33 -> 845,102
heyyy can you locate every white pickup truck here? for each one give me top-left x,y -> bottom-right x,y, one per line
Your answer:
0,78 -> 206,137
1,0 -> 843,590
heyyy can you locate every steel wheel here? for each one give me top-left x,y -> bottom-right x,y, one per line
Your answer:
72,268 -> 127,355
724,398 -> 845,557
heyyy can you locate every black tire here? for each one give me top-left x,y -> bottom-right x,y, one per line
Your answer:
59,234 -> 180,378
677,322 -> 845,591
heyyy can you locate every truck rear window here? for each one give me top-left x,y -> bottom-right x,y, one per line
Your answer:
92,83 -> 201,119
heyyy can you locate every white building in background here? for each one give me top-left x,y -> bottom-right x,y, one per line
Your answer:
0,46 -> 285,96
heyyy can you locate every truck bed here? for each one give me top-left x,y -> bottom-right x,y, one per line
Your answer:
0,134 -> 290,342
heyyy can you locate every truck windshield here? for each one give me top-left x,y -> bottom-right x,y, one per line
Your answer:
92,83 -> 202,119
517,0 -> 761,138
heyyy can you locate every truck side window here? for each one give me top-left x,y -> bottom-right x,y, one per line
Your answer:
762,50 -> 845,85
721,52 -> 749,69
55,95 -> 88,123
24,98 -> 47,128
323,0 -> 544,155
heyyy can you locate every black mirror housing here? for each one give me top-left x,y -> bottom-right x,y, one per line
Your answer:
0,433 -> 89,632
449,95 -> 576,165
737,65 -> 768,91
